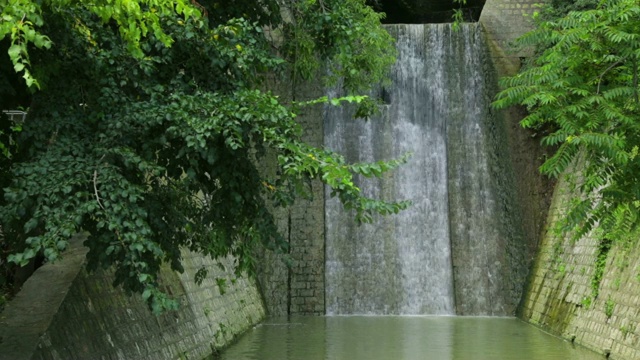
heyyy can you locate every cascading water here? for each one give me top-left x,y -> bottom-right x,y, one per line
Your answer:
324,24 -> 524,316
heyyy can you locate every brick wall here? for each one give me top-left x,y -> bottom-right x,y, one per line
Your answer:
0,240 -> 265,360
479,4 -> 640,358
288,97 -> 326,315
256,76 -> 326,316
520,173 -> 640,359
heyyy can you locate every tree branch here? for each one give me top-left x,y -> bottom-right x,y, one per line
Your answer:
596,56 -> 627,95
93,170 -> 106,211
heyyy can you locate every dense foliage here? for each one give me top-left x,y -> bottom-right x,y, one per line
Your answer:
0,0 -> 404,313
494,0 -> 640,243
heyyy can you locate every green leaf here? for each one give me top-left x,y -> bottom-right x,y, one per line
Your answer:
24,218 -> 38,233
142,288 -> 152,300
0,0 -> 403,316
7,44 -> 22,60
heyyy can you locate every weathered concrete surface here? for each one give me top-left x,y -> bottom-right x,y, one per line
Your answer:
480,0 -> 540,68
258,6 -> 551,316
521,173 -> 640,359
0,241 -> 265,360
254,0 -> 548,318
479,0 -> 556,299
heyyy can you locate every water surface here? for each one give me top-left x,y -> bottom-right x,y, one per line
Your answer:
219,316 -> 601,360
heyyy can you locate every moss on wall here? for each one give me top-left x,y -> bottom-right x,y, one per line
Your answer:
521,173 -> 640,359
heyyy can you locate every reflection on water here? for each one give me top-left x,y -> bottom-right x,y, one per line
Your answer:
218,316 -> 601,360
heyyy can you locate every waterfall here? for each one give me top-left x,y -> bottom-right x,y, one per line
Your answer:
324,24 -> 523,316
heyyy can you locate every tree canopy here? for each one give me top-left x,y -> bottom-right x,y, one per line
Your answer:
494,0 -> 640,243
0,0 -> 406,313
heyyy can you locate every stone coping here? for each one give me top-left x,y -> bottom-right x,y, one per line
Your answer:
0,235 -> 88,360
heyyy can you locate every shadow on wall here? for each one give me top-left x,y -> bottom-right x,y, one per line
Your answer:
0,234 -> 266,360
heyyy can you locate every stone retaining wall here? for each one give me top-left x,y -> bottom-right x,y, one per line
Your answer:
0,239 -> 265,360
520,174 -> 640,359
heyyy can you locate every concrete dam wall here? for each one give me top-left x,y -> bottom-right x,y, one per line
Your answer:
324,23 -> 526,316
256,0 -> 553,319
5,0 -> 640,359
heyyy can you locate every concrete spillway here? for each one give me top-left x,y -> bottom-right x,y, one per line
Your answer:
324,24 -> 525,316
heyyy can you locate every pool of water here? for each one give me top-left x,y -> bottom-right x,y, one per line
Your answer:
217,316 -> 601,360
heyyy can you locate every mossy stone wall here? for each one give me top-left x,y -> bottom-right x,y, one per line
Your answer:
520,175 -> 640,359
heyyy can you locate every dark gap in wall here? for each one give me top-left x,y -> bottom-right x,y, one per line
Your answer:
380,87 -> 391,105
367,0 -> 486,23
591,237 -> 613,300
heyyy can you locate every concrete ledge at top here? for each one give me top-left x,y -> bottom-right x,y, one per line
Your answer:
0,234 -> 88,360
479,0 -> 541,74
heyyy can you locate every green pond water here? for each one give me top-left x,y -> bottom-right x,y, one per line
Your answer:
218,316 -> 602,360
